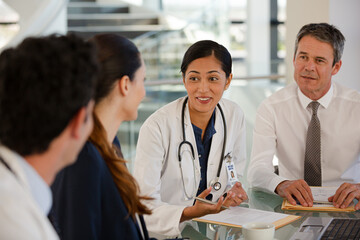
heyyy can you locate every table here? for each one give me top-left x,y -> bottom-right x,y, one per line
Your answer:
181,188 -> 360,240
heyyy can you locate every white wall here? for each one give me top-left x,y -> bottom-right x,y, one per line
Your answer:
3,0 -> 67,48
329,0 -> 360,90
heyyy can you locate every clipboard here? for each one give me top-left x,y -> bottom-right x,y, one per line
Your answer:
193,206 -> 301,229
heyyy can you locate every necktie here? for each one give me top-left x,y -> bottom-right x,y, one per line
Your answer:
304,101 -> 322,186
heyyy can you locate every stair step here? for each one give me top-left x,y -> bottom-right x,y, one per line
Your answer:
68,2 -> 129,14
68,25 -> 166,39
68,25 -> 165,32
68,13 -> 159,27
68,13 -> 159,20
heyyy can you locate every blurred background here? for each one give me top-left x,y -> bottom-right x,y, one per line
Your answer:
1,0 -> 359,178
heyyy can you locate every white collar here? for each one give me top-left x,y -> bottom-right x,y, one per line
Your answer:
298,83 -> 334,110
0,145 -> 52,215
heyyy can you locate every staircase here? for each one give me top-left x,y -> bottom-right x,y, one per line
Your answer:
67,0 -> 188,81
66,1 -> 193,162
67,0 -> 167,40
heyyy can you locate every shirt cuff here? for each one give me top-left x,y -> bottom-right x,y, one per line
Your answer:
268,175 -> 288,194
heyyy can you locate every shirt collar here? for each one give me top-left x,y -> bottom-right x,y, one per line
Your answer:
206,110 -> 217,141
192,110 -> 217,143
17,156 -> 52,215
0,145 -> 52,215
298,83 -> 334,110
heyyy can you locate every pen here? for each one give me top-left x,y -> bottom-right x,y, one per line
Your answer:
195,197 -> 229,209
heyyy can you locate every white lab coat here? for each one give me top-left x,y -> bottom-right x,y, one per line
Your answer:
134,97 -> 247,237
0,147 -> 59,240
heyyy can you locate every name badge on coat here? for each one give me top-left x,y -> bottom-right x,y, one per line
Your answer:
224,152 -> 238,187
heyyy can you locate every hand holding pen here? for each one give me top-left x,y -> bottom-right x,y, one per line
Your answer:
180,187 -> 228,222
194,197 -> 229,210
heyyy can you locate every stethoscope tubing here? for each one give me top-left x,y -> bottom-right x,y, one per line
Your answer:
179,97 -> 227,193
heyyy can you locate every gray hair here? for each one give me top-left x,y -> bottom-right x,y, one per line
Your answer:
294,23 -> 345,66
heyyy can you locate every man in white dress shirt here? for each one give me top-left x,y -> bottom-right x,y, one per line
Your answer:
0,34 -> 98,239
248,23 -> 360,210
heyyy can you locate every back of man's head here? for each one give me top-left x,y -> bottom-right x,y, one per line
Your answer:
0,34 -> 98,155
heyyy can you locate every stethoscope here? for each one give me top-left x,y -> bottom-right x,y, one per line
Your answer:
178,97 -> 227,200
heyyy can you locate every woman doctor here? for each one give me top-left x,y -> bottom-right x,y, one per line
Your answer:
134,40 -> 248,237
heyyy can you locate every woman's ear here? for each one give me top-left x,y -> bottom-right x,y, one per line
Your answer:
118,75 -> 131,96
224,73 -> 233,90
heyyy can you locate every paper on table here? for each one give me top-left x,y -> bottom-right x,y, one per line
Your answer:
194,206 -> 300,229
281,199 -> 355,211
311,186 -> 337,202
281,186 -> 356,211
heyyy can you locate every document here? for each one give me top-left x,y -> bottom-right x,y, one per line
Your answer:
281,186 -> 356,212
311,186 -> 336,203
194,206 -> 300,229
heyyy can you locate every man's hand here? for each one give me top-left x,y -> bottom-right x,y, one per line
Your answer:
223,182 -> 248,207
328,183 -> 360,210
275,180 -> 313,207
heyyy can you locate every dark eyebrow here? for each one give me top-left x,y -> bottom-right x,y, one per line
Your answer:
298,51 -> 308,55
186,70 -> 221,76
316,56 -> 327,61
207,70 -> 220,74
186,70 -> 200,76
298,51 -> 328,61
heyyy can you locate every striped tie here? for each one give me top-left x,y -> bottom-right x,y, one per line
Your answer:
304,101 -> 322,186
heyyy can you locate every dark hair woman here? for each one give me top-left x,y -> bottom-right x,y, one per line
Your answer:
134,40 -> 248,237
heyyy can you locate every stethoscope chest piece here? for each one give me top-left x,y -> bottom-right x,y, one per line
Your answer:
210,177 -> 222,191
212,181 -> 222,191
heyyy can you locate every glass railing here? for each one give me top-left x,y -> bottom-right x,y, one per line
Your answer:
118,74 -> 285,174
